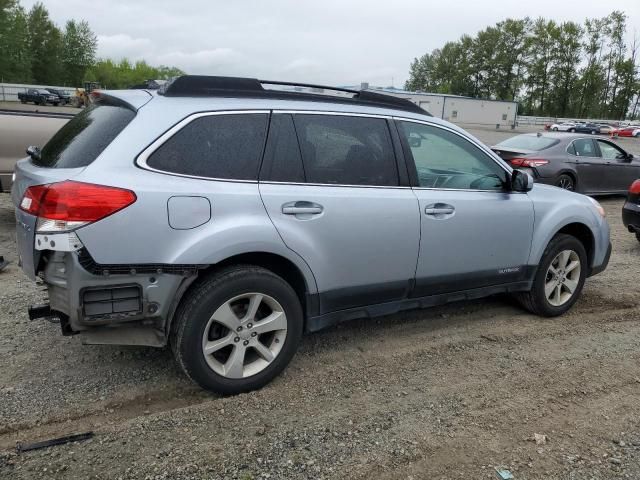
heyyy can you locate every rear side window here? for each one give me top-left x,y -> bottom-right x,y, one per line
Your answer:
572,139 -> 597,157
292,114 -> 398,186
147,113 -> 268,180
37,104 -> 135,168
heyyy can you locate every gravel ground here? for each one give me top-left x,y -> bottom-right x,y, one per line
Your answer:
1,128 -> 640,479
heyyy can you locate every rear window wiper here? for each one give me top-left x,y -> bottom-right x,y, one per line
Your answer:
26,145 -> 41,161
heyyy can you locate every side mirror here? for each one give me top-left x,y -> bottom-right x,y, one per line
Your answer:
511,169 -> 533,192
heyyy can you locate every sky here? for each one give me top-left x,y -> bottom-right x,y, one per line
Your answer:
22,0 -> 640,88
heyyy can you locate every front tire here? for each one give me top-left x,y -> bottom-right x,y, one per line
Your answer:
552,127 -> 558,131
516,234 -> 587,316
171,265 -> 303,395
568,128 -> 576,133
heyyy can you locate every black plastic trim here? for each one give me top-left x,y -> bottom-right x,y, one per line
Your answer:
588,242 -> 611,277
411,266 -> 535,298
306,279 -> 535,333
77,248 -> 202,276
319,280 -> 412,314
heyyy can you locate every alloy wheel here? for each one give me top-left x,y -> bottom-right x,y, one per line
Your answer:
201,293 -> 288,379
557,177 -> 574,190
544,250 -> 581,306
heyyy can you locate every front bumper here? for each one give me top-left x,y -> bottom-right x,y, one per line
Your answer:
622,199 -> 640,233
589,241 -> 611,277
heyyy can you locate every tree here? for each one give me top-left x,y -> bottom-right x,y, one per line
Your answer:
62,19 -> 97,86
28,3 -> 63,84
405,11 -> 640,119
3,4 -> 31,82
547,21 -> 582,116
85,58 -> 185,89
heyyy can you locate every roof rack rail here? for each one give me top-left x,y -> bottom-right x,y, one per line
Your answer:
157,75 -> 429,115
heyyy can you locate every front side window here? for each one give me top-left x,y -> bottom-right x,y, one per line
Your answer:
147,113 -> 268,180
292,114 -> 398,186
572,139 -> 598,158
597,140 -> 626,161
398,121 -> 507,191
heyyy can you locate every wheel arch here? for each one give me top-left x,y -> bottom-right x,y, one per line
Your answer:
532,221 -> 595,270
166,251 -> 318,338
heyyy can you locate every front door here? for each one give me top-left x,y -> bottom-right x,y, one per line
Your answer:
571,138 -> 609,193
596,139 -> 640,192
395,119 -> 535,297
259,113 -> 420,314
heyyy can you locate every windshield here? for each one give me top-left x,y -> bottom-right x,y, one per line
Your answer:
36,104 -> 135,168
496,135 -> 559,152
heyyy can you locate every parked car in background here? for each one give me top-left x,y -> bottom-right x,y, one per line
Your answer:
622,179 -> 640,242
597,124 -> 616,134
492,132 -> 640,193
572,123 -> 601,135
11,75 -> 611,394
17,88 -> 60,106
549,122 -> 576,132
615,126 -> 640,138
46,88 -> 72,105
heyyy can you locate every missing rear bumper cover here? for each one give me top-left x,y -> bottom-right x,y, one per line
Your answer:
81,284 -> 143,321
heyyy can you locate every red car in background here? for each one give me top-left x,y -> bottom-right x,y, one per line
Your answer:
615,126 -> 640,138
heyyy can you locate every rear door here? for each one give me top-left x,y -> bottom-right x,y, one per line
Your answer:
596,139 -> 640,192
571,138 -> 608,193
259,112 -> 420,314
395,119 -> 534,296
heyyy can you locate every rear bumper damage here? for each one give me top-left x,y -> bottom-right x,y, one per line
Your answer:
35,250 -> 197,346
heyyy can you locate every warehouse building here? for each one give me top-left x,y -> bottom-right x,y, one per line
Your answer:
345,83 -> 518,128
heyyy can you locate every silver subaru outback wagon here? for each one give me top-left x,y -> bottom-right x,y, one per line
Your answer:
12,76 -> 611,394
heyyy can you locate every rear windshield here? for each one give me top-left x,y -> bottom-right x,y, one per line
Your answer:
495,135 -> 559,152
36,104 -> 135,168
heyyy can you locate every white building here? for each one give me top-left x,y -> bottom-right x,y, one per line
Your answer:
347,84 -> 518,128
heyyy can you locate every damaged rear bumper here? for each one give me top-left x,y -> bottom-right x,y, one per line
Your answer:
38,250 -> 197,346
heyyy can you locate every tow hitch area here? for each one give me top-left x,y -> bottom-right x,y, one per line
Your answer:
28,303 -> 53,320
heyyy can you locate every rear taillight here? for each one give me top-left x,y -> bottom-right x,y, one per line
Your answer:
20,181 -> 136,232
509,157 -> 550,167
630,180 -> 640,194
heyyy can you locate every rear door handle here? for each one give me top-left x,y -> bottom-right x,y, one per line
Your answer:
282,201 -> 323,215
425,203 -> 455,216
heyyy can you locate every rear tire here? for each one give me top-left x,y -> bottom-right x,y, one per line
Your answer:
552,127 -> 558,131
636,232 -> 640,243
568,128 -> 576,133
516,234 -> 587,317
171,265 -> 303,395
555,174 -> 575,191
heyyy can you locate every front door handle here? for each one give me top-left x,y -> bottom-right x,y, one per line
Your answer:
282,201 -> 323,215
425,203 -> 455,216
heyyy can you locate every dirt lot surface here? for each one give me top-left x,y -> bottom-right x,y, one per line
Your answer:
1,130 -> 640,479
